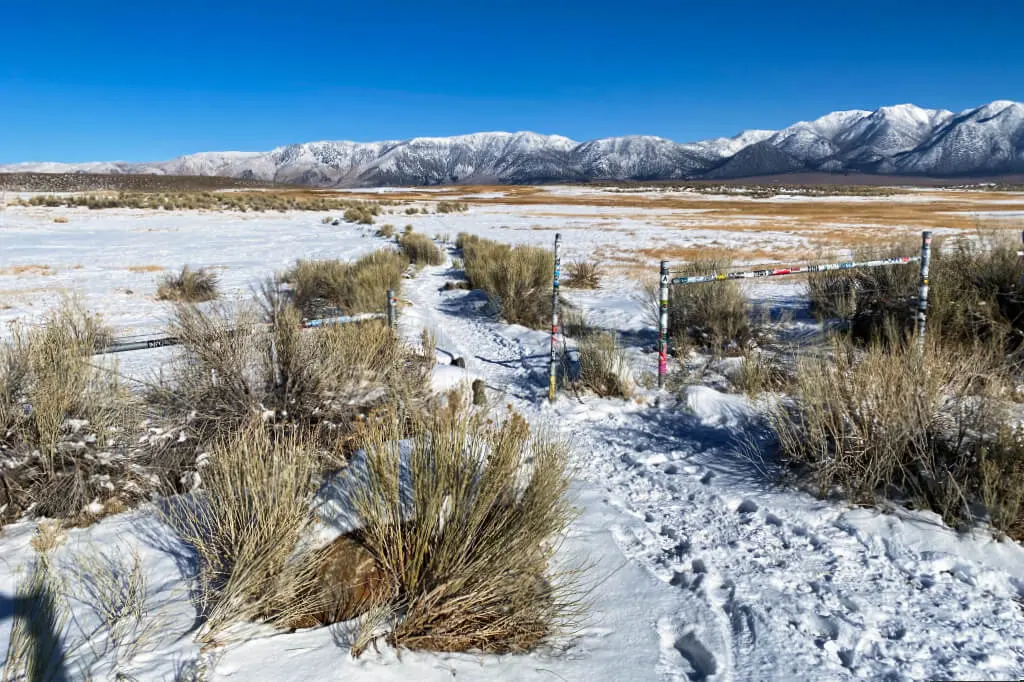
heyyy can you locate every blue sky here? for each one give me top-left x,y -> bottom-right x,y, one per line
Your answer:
0,0 -> 1020,163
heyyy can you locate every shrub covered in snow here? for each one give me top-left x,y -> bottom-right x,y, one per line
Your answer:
0,301 -> 146,525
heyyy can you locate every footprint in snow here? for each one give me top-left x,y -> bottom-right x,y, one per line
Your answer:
657,618 -> 719,682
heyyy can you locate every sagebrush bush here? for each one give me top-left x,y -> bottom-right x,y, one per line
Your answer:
807,232 -> 1024,353
156,266 -> 219,303
436,200 -> 468,214
651,259 -> 750,353
350,404 -> 580,653
153,292 -> 430,447
282,249 -> 407,318
564,260 -> 601,289
377,224 -> 395,238
733,348 -> 790,397
344,206 -> 376,225
459,233 -> 554,328
166,422 -> 324,641
771,337 -> 1022,536
399,232 -> 444,266
572,331 -> 635,398
0,301 -> 141,524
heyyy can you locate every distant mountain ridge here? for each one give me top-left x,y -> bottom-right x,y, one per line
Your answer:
4,101 -> 1022,186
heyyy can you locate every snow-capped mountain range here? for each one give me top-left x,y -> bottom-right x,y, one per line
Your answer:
4,101 -> 1022,186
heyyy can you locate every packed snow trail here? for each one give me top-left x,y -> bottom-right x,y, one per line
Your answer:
399,252 -> 1024,682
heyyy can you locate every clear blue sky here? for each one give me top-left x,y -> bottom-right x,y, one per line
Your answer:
1,0 -> 1020,163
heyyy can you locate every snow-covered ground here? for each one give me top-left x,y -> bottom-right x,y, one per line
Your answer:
2,196 -> 1024,681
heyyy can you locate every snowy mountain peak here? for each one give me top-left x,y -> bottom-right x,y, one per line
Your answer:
2,100 -> 1021,184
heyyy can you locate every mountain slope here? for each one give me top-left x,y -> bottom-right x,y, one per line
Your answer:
3,100 -> 1021,185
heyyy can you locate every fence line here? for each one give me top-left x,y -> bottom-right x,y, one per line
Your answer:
657,230 -> 933,388
94,298 -> 396,356
668,255 -> 919,285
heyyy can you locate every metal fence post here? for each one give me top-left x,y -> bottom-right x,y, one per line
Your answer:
916,230 -> 933,354
548,233 -> 562,403
658,260 -> 669,390
1019,230 -> 1024,286
386,289 -> 397,329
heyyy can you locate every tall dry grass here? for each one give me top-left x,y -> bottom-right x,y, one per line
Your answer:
0,301 -> 140,523
563,319 -> 635,399
156,266 -> 220,303
153,292 -> 430,448
350,405 -> 581,653
771,337 -> 1023,536
807,231 -> 1024,352
458,234 -> 554,329
564,260 -> 601,289
2,538 -> 70,682
647,259 -> 751,354
282,250 -> 407,319
165,422 -> 325,641
399,232 -> 444,266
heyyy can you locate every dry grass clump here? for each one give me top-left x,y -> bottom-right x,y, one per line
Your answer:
733,348 -> 790,397
651,259 -> 751,354
166,422 -> 325,641
156,265 -> 220,303
771,337 -> 1023,537
399,232 -> 444,266
561,318 -> 634,398
806,242 -> 919,346
564,260 -> 602,289
344,206 -> 376,225
350,405 -> 580,653
153,293 -> 430,448
807,232 -> 1024,352
0,301 -> 142,524
458,233 -> 554,329
436,200 -> 468,213
377,224 -> 395,238
282,250 -> 407,319
928,232 -> 1024,352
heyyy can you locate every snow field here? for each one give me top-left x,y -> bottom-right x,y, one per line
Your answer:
1,197 -> 1023,680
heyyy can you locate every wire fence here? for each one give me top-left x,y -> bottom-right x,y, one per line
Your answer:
94,295 -> 396,355
655,231 -> 934,388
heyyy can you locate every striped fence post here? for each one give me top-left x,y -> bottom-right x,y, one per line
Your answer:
658,260 -> 669,390
1019,231 -> 1024,286
386,289 -> 397,329
548,233 -> 562,403
916,230 -> 933,354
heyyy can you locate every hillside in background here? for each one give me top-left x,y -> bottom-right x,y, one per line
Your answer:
3,101 -> 1022,187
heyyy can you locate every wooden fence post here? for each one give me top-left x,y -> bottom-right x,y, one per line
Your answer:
548,233 -> 562,403
658,260 -> 669,390
386,289 -> 397,329
916,230 -> 933,354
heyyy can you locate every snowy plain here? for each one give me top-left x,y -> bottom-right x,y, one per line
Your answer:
1,188 -> 1024,681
